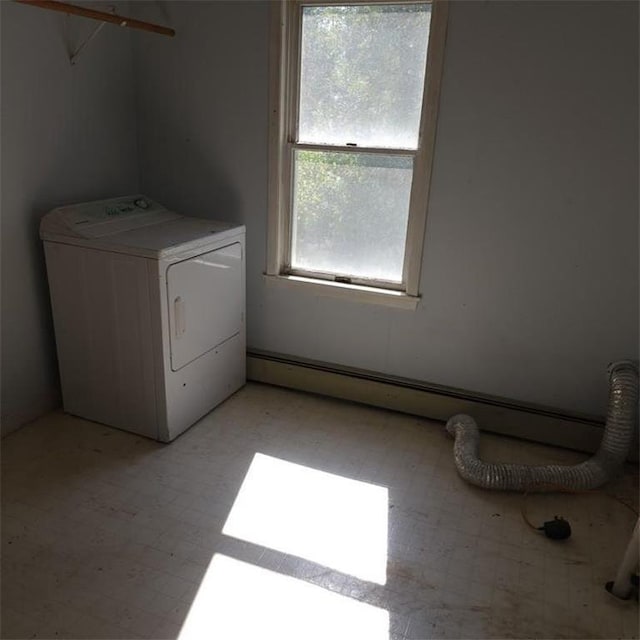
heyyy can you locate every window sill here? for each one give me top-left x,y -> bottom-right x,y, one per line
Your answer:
263,274 -> 420,310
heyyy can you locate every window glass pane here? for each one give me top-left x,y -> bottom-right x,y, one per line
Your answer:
291,150 -> 412,283
299,4 -> 431,149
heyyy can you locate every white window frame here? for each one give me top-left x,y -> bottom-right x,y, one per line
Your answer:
266,0 -> 448,309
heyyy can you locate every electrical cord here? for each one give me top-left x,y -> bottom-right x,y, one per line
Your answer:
520,493 -> 540,531
521,492 -> 572,539
520,483 -> 639,541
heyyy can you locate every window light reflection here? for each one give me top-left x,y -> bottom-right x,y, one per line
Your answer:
222,453 -> 388,584
178,554 -> 389,640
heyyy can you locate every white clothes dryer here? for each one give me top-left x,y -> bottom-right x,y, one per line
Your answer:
40,195 -> 245,442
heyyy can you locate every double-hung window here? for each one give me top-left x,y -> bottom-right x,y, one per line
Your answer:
267,0 -> 448,308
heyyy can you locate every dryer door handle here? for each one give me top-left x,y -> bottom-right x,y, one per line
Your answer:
174,296 -> 186,338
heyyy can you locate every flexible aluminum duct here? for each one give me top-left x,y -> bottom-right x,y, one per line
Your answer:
446,361 -> 639,492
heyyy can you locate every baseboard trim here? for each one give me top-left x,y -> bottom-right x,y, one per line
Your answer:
246,349 -> 620,456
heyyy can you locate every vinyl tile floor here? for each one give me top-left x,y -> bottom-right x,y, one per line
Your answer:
1,383 -> 638,639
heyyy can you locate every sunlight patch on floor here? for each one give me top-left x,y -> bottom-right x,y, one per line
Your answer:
177,554 -> 389,640
222,453 -> 389,584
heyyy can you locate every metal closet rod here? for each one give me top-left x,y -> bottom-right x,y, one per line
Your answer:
15,0 -> 176,37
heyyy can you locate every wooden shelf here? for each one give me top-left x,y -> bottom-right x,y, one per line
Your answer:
15,0 -> 175,37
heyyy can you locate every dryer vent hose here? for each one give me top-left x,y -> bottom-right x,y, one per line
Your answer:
445,361 -> 639,492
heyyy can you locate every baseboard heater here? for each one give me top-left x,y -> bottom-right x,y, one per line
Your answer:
247,349 -> 636,459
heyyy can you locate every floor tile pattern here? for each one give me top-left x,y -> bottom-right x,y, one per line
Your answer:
2,383 -> 638,639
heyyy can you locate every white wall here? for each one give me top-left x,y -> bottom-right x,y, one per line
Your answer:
134,0 -> 638,419
0,2 -> 139,435
4,1 -> 633,439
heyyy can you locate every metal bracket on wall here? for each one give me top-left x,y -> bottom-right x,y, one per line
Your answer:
66,7 -> 111,66
15,0 -> 175,63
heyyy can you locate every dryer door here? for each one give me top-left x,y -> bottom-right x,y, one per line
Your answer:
167,242 -> 242,371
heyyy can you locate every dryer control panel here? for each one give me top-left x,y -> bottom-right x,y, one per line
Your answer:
40,195 -> 181,240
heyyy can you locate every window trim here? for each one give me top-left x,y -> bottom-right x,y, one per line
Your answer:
267,0 -> 449,302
